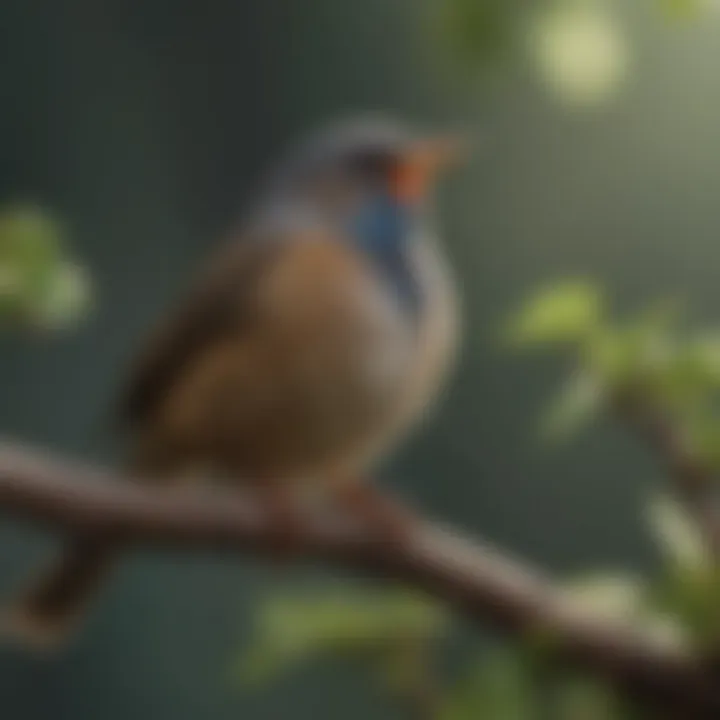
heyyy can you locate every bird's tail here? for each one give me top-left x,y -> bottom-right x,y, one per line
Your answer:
2,536 -> 119,650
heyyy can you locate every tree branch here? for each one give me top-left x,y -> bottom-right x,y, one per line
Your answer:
0,441 -> 717,715
0,444 -> 720,718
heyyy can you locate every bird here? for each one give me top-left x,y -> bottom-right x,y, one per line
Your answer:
4,116 -> 464,647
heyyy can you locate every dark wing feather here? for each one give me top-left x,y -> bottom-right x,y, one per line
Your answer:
118,236 -> 284,428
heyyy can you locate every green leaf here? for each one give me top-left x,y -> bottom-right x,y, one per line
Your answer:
659,0 -> 708,20
574,301 -> 685,397
0,205 -> 62,302
685,335 -> 720,381
541,370 -> 605,442
652,562 -> 720,649
625,299 -> 681,361
554,676 -> 631,720
583,326 -> 632,381
508,280 -> 604,348
0,265 -> 25,315
675,411 -> 720,472
660,335 -> 720,404
0,204 -> 91,328
435,0 -> 520,66
646,495 -> 712,574
647,496 -> 720,647
32,261 -> 92,328
375,640 -> 433,699
440,650 -> 535,720
235,588 -> 449,688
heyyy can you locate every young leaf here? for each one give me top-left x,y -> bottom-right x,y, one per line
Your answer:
554,676 -> 632,720
440,650 -> 535,720
235,587 -> 449,688
435,0 -> 520,66
584,301 -> 679,386
541,370 -> 605,442
32,261 -> 92,328
659,0 -> 709,20
670,334 -> 720,393
507,280 -> 603,348
646,495 -> 712,574
0,204 -> 91,328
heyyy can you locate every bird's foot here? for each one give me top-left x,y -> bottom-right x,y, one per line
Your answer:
333,481 -> 418,545
259,485 -> 307,562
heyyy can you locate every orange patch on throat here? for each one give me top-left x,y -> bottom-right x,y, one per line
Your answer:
391,161 -> 430,203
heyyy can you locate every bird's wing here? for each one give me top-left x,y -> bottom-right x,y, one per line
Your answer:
118,232 -> 287,429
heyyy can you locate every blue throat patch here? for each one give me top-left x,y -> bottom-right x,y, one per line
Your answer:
350,194 -> 422,315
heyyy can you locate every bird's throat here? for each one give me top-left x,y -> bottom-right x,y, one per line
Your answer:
350,195 -> 422,315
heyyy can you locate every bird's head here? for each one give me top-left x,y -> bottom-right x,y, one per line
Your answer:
270,118 -> 466,216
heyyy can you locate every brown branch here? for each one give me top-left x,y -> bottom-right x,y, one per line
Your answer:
0,441 -> 718,715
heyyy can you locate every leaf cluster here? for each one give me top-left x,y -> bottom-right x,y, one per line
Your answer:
0,204 -> 90,329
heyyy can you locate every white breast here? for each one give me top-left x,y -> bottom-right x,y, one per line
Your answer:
400,233 -> 461,424
349,230 -> 460,420
345,231 -> 461,470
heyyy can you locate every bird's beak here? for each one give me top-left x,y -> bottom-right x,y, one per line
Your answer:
392,135 -> 468,203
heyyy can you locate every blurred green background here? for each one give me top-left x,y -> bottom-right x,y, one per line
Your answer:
0,0 -> 719,717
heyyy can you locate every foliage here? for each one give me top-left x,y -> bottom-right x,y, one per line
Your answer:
659,0 -> 711,20
235,575 -> 649,717
435,0 -> 524,66
510,280 -> 720,651
648,496 -> 720,647
0,204 -> 90,329
235,586 -> 448,688
507,280 -> 604,350
439,650 -> 536,720
508,280 -> 720,470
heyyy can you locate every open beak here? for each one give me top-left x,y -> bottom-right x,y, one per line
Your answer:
392,135 -> 468,203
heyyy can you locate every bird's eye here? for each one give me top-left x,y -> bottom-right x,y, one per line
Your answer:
347,149 -> 394,178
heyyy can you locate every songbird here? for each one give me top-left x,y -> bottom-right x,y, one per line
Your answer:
5,116 -> 464,646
